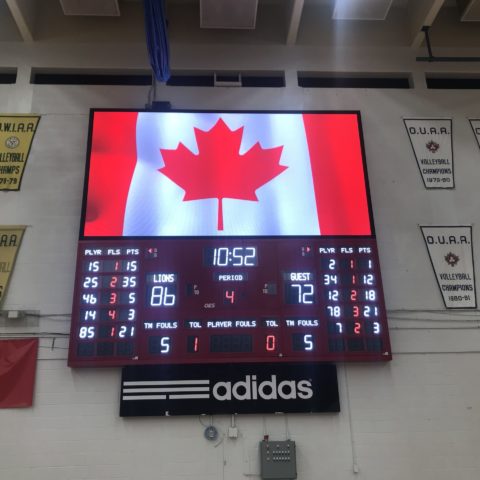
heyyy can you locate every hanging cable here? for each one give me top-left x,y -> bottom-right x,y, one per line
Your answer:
143,0 -> 170,83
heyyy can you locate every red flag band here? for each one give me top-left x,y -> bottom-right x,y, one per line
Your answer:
0,338 -> 38,408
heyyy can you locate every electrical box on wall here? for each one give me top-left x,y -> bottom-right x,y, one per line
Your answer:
260,440 -> 297,479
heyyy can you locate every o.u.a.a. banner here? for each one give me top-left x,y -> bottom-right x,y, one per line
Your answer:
0,226 -> 25,307
0,115 -> 40,190
404,119 -> 453,189
469,119 -> 480,151
421,226 -> 476,309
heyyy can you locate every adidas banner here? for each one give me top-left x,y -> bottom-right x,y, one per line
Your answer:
120,362 -> 340,416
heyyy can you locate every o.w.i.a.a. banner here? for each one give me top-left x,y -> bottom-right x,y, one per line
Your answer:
421,226 -> 476,309
404,119 -> 453,189
0,226 -> 25,307
0,115 -> 40,191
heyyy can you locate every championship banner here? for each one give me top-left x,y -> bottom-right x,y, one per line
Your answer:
421,226 -> 476,309
469,119 -> 480,151
0,226 -> 25,307
0,115 -> 40,191
404,119 -> 454,189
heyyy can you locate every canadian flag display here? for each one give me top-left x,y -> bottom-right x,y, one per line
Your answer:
84,111 -> 371,237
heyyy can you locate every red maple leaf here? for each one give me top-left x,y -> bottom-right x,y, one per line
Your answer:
158,118 -> 287,230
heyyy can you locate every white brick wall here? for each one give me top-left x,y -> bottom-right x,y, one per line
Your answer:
2,354 -> 480,479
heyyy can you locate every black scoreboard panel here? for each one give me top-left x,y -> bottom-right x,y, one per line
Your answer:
68,237 -> 391,366
68,110 -> 392,367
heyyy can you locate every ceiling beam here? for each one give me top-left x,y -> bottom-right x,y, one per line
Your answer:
286,0 -> 304,45
457,0 -> 480,21
5,0 -> 37,42
408,0 -> 445,48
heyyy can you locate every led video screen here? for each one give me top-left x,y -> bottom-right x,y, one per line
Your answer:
83,111 -> 371,237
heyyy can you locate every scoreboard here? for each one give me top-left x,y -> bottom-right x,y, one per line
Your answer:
68,110 -> 391,367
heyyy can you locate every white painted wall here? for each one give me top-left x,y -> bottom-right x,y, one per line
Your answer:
1,31 -> 480,480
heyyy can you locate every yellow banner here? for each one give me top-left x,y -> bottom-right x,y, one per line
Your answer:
0,115 -> 40,191
0,226 -> 25,307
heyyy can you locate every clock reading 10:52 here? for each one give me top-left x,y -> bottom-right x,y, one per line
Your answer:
204,247 -> 258,267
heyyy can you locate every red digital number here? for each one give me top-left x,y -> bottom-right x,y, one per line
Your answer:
265,335 -> 276,351
109,292 -> 118,305
225,290 -> 235,304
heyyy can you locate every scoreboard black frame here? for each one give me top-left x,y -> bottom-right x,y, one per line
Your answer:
68,109 -> 392,367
